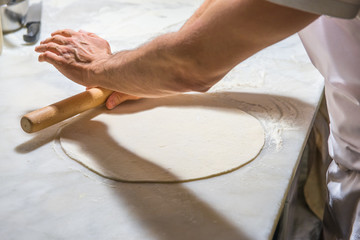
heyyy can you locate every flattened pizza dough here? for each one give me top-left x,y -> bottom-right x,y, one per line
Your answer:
58,94 -> 264,182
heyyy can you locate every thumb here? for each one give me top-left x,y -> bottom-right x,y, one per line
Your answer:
106,92 -> 140,109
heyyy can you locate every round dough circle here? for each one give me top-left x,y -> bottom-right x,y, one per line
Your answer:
59,96 -> 264,182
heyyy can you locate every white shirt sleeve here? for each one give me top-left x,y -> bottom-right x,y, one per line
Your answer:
267,0 -> 360,19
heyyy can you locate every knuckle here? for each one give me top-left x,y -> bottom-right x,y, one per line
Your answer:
54,36 -> 64,44
62,52 -> 72,60
66,38 -> 74,45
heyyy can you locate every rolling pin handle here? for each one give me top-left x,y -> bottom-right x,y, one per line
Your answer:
20,87 -> 113,133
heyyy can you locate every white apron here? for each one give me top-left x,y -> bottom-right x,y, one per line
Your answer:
299,16 -> 360,239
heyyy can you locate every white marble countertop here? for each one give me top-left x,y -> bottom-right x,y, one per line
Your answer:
0,0 -> 324,239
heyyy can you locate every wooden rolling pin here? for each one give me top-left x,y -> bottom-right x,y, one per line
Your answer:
21,87 -> 113,133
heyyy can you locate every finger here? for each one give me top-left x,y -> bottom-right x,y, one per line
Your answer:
79,29 -> 92,34
106,92 -> 140,110
106,92 -> 128,110
38,51 -> 68,66
79,29 -> 99,38
35,42 -> 61,54
35,42 -> 64,55
40,35 -> 70,45
51,29 -> 77,37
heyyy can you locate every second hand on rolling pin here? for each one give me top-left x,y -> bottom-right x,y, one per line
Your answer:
21,87 -> 113,134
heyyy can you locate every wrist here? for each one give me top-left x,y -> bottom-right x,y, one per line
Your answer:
87,53 -> 116,88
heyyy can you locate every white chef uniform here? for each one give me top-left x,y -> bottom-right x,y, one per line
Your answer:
266,0 -> 360,239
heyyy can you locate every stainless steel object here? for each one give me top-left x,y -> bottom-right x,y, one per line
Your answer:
0,0 -> 29,33
23,1 -> 41,42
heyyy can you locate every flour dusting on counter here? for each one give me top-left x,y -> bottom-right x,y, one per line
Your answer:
216,94 -> 307,152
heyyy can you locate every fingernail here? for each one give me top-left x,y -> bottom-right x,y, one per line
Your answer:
106,101 -> 114,110
110,99 -> 116,109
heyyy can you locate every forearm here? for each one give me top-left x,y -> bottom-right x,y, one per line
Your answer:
173,0 -> 319,83
89,0 -> 318,97
90,33 -> 200,98
91,0 -> 226,97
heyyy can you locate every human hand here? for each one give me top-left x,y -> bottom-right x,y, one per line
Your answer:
36,29 -> 141,109
35,29 -> 111,87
